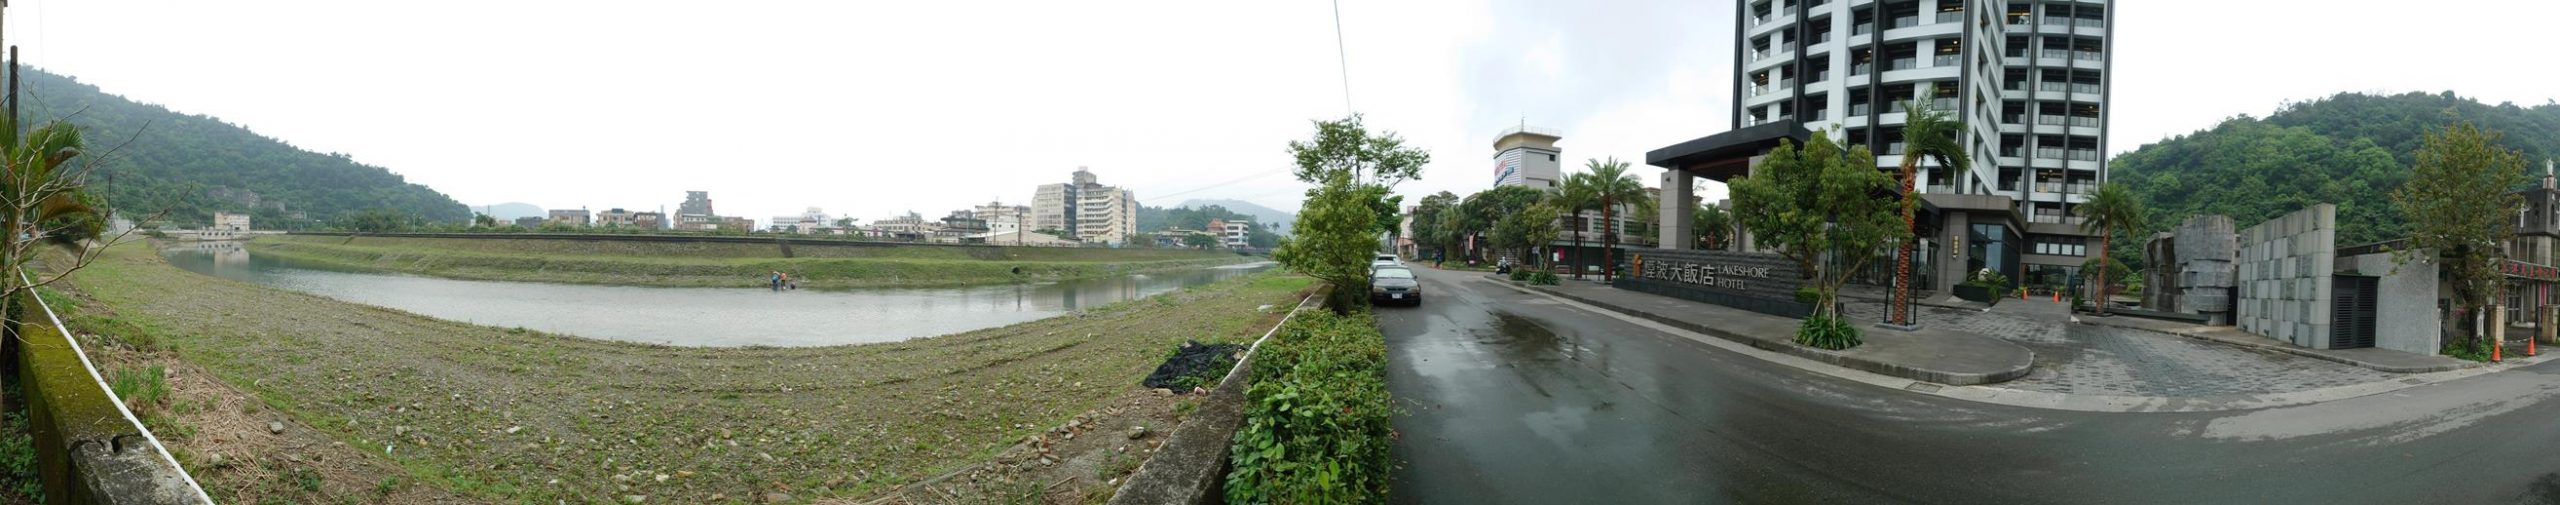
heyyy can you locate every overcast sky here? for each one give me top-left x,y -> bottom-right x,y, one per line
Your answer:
11,0 -> 2560,225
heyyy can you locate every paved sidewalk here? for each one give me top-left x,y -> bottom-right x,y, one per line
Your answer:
1840,300 -> 2408,397
1498,278 -> 2034,386
2080,315 -> 2476,373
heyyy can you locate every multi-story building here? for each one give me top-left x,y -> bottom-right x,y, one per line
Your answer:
975,202 -> 1031,236
678,191 -> 715,217
768,208 -> 831,234
1214,219 -> 1252,248
1030,169 -> 1095,236
720,216 -> 755,232
1493,126 -> 1566,190
1079,186 -> 1139,245
633,211 -> 666,230
1707,0 -> 2111,291
1484,127 -> 1655,270
675,213 -> 716,231
546,209 -> 591,227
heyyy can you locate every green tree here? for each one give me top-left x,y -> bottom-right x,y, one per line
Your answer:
1492,201 -> 1563,271
1182,232 -> 1222,249
1730,131 -> 1904,350
2393,122 -> 2528,356
1277,171 -> 1384,313
2073,182 -> 2148,316
340,208 -> 416,233
1585,157 -> 1652,282
1408,191 -> 1461,261
1459,185 -> 1547,264
1888,101 -> 1969,326
0,117 -> 149,394
1288,114 -> 1431,236
1695,204 -> 1733,250
473,213 -> 499,228
1555,173 -> 1598,278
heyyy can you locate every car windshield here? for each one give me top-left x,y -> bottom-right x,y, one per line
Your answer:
1374,268 -> 1415,279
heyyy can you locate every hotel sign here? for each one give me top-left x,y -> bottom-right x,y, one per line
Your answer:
1615,248 -> 1810,318
1634,254 -> 1774,291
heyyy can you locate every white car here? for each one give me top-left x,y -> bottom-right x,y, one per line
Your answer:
1373,253 -> 1401,268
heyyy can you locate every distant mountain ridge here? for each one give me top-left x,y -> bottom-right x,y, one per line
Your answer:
1173,198 -> 1293,232
2113,91 -> 2560,248
22,68 -> 469,227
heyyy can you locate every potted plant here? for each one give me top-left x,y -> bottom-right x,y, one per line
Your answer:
1952,268 -> 2011,305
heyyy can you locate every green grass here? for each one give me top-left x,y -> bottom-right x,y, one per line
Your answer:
0,382 -> 41,502
67,243 -> 1313,503
248,235 -> 1252,289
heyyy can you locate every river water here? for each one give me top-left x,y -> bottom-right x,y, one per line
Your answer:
158,242 -> 1274,347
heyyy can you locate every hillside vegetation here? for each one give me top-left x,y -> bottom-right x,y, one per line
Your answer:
2113,91 -> 2560,247
247,235 -> 1249,288
22,68 -> 468,226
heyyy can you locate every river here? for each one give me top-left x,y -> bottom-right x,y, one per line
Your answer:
158,242 -> 1275,347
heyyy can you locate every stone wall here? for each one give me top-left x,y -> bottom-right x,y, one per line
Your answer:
2174,215 -> 2240,324
2236,205 -> 2337,348
2336,251 -> 2442,355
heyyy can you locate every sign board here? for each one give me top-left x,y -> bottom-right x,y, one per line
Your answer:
1613,248 -> 1811,318
2505,260 -> 2560,282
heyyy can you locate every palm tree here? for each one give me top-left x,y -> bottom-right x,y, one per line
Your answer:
1585,157 -> 1652,283
2073,182 -> 2146,316
1555,172 -> 1598,279
1695,204 -> 1733,250
1888,101 -> 1970,327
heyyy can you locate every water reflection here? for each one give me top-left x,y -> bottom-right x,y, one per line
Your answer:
160,244 -> 1272,347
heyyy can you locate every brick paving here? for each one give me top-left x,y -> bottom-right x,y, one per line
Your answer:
1844,299 -> 2393,397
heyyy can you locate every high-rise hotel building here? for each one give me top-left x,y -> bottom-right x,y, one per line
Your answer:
1729,0 -> 2112,288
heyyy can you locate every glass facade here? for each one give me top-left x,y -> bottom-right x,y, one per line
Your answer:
1967,223 -> 2019,284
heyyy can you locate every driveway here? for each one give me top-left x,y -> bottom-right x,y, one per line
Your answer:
1383,267 -> 2560,504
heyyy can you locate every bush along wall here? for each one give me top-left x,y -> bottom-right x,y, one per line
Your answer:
1223,309 -> 1393,503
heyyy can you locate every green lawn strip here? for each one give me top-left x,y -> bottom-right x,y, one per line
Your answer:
248,238 -> 1253,289
65,244 -> 1311,503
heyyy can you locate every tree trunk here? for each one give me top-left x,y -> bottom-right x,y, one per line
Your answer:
1891,160 -> 1918,326
1602,197 -> 1616,283
1570,211 -> 1584,280
2093,227 -> 2110,316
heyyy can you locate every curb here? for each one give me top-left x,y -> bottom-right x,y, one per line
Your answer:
2074,317 -> 2479,374
1480,279 -> 2031,386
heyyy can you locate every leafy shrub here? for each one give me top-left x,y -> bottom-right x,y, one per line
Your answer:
1529,271 -> 1559,285
1794,314 -> 1862,350
1226,310 -> 1393,504
1794,287 -> 1822,304
1962,268 -> 2013,295
2442,341 -> 2493,362
1508,268 -> 1532,281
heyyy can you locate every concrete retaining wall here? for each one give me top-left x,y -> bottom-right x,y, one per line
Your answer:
2337,252 -> 2443,355
2236,205 -> 2337,348
11,292 -> 210,504
1107,290 -> 1322,505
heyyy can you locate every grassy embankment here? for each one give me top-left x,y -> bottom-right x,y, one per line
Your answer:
247,235 -> 1253,289
60,243 -> 1313,503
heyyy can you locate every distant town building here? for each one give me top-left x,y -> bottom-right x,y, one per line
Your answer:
595,208 -> 639,228
514,216 -> 544,228
1030,169 -> 1094,236
211,212 -> 252,232
975,201 -> 1031,236
768,207 -> 832,234
633,211 -> 666,230
1216,219 -> 1251,248
1079,186 -> 1139,245
674,213 -> 716,231
678,191 -> 715,217
874,211 -> 937,239
547,209 -> 591,227
719,216 -> 755,232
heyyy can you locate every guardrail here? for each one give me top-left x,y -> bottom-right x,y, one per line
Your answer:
13,271 -> 212,504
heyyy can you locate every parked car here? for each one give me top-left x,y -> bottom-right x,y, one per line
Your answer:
1370,266 -> 1421,306
1373,253 -> 1401,268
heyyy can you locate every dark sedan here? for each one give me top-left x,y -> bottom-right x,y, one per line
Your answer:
1371,266 -> 1421,306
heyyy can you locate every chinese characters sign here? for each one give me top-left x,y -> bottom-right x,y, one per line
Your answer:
2505,260 -> 2560,282
1634,254 -> 1774,291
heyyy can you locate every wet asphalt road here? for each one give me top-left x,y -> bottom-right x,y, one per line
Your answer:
1381,267 -> 2560,505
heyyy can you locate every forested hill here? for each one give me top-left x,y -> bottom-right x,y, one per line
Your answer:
20,68 -> 468,227
2112,91 -> 2560,247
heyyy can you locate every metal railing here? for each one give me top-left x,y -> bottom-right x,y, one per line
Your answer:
1887,57 -> 1915,70
1936,11 -> 1964,24
1890,15 -> 1919,29
2068,116 -> 2100,128
2068,149 -> 2101,161
1854,23 -> 1874,35
2071,82 -> 2102,94
1933,54 -> 1959,67
2037,114 -> 2066,126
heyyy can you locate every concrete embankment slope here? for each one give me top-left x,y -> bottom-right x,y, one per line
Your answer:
249,233 -> 1253,288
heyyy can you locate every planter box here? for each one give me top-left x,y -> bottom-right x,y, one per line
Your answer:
1952,284 -> 2004,305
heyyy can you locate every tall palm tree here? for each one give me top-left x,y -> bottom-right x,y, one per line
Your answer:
1555,172 -> 1598,279
1888,101 -> 1970,327
1585,157 -> 1651,283
1696,204 -> 1733,250
2074,182 -> 2146,316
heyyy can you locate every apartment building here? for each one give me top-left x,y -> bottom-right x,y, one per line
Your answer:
596,208 -> 639,228
1720,0 -> 2112,290
546,209 -> 591,227
975,202 -> 1031,236
1030,169 -> 1095,236
1079,186 -> 1140,246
